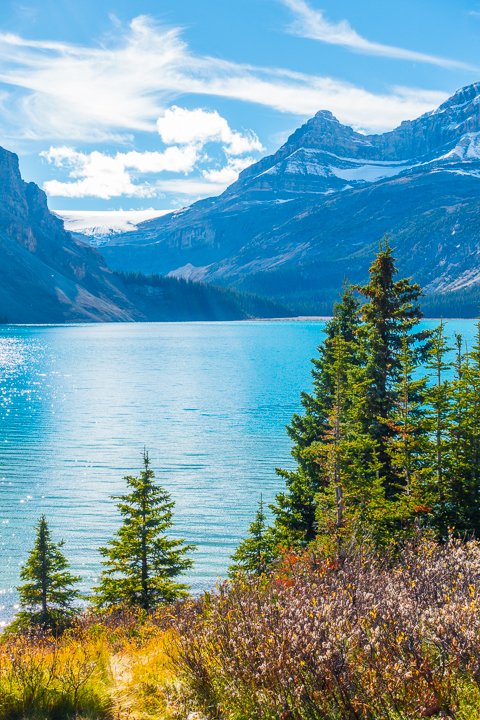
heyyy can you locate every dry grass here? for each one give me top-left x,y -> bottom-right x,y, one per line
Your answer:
0,610 -> 186,720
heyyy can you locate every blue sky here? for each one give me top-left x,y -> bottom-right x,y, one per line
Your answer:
0,0 -> 479,213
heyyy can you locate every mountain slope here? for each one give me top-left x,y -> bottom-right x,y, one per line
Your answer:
100,82 -> 480,307
0,146 -> 144,323
0,148 -> 292,323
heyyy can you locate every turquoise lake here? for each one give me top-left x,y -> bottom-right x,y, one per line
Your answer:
0,319 -> 477,623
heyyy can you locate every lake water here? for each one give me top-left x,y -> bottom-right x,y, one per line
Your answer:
0,319 -> 477,623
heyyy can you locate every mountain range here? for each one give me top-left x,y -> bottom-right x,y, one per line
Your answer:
0,147 -> 289,323
100,82 -> 480,313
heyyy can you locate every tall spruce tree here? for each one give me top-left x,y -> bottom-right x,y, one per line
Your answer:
272,282 -> 361,546
356,235 -> 431,496
228,495 -> 274,576
93,451 -> 195,610
15,515 -> 81,629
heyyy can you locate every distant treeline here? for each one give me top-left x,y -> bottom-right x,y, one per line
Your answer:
421,285 -> 480,318
118,271 -> 294,321
230,261 -> 480,319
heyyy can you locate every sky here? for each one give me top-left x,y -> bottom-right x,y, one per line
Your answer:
0,0 -> 479,214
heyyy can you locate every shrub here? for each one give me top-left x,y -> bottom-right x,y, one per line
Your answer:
171,534 -> 480,719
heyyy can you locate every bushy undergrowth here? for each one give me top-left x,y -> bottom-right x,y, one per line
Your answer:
0,609 -> 184,720
172,535 -> 480,720
3,536 -> 480,720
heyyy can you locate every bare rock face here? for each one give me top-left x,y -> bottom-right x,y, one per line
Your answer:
100,82 -> 480,302
0,147 -> 142,323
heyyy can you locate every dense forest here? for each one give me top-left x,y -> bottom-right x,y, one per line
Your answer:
119,271 -> 294,320
231,259 -> 480,318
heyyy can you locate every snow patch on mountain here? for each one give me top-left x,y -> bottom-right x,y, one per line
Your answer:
56,209 -> 173,245
445,132 -> 480,161
331,164 -> 408,182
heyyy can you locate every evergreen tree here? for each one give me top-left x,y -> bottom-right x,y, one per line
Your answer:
272,282 -> 361,546
384,332 -> 430,498
356,235 -> 431,496
15,515 -> 81,628
313,333 -> 389,550
93,451 -> 195,610
424,321 -> 454,535
228,495 -> 274,576
452,322 -> 480,534
446,333 -> 470,531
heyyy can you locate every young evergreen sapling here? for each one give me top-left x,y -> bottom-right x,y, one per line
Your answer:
93,451 -> 195,610
15,515 -> 81,629
229,495 -> 274,576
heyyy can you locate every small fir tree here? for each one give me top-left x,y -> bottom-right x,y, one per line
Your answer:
452,322 -> 480,534
447,333 -> 470,531
384,332 -> 430,499
15,515 -> 81,629
228,495 -> 275,576
313,334 -> 388,550
93,451 -> 195,610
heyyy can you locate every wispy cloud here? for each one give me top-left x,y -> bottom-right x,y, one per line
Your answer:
279,0 -> 478,71
0,15 -> 449,142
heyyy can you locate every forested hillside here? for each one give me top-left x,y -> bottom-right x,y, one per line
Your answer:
118,271 -> 294,320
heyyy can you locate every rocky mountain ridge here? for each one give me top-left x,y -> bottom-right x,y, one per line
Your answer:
0,147 -> 289,323
0,146 -> 145,323
100,82 -> 480,307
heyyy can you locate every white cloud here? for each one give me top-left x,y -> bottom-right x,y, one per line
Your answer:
202,157 -> 254,184
39,136 -> 253,199
39,107 -> 262,199
0,15 -> 452,139
41,145 -> 201,198
279,0 -> 478,71
157,106 -> 263,155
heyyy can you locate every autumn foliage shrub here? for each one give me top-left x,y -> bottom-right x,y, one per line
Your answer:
171,534 -> 480,719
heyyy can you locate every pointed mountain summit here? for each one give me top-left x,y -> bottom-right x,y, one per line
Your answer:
101,82 -> 480,311
227,81 -> 480,200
